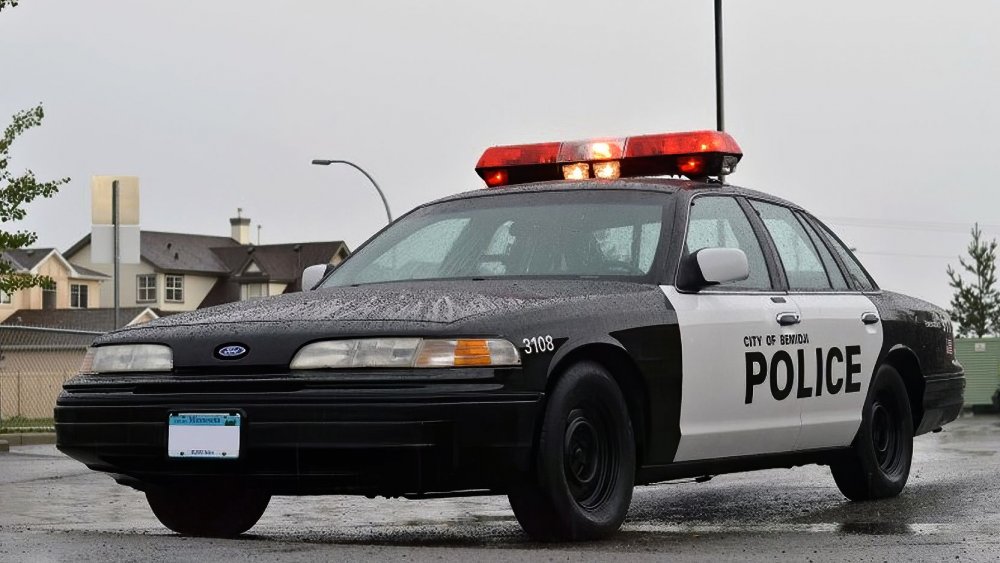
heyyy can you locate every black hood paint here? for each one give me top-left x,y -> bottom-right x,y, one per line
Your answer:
94,280 -> 672,374
122,280 -> 650,329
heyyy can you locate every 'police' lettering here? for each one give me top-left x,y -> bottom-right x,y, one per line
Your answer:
845,345 -> 862,393
826,348 -> 844,394
769,351 -> 794,401
744,346 -> 863,404
745,352 -> 767,404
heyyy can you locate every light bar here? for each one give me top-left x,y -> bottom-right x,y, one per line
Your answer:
475,130 -> 742,187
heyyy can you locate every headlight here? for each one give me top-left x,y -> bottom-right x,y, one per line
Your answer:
82,344 -> 174,374
290,338 -> 521,370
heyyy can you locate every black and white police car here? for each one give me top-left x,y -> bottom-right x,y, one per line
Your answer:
56,130 -> 964,541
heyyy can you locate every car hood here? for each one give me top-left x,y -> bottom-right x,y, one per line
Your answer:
116,279 -> 653,330
95,279 -> 663,369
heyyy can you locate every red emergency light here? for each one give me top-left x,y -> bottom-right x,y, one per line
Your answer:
475,130 -> 742,187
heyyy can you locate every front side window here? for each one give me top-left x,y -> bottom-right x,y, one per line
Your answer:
137,274 -> 157,302
165,275 -> 184,302
0,290 -> 10,304
323,191 -> 667,287
70,284 -> 89,308
750,200 -> 832,291
684,196 -> 771,290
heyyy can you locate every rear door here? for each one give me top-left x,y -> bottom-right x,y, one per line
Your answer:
665,195 -> 803,462
748,200 -> 883,450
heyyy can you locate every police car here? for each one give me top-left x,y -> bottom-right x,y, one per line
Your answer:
55,130 -> 964,541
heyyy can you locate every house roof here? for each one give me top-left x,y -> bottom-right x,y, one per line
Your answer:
1,307 -> 172,332
66,232 -> 241,275
198,241 -> 348,307
2,248 -> 53,271
2,248 -> 110,280
211,242 -> 348,284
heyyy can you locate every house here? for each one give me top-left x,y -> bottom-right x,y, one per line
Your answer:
0,248 -> 109,323
63,213 -> 349,312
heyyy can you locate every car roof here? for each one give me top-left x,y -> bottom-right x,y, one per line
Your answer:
426,177 -> 806,213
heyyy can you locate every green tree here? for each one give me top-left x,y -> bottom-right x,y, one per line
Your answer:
946,223 -> 1000,337
0,0 -> 70,294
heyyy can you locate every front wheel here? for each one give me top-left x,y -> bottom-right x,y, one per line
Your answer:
508,361 -> 635,541
146,482 -> 270,537
831,364 -> 913,501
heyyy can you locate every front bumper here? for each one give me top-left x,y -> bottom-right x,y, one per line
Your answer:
55,379 -> 543,496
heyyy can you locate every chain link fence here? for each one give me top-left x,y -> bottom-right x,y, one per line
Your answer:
0,326 -> 101,433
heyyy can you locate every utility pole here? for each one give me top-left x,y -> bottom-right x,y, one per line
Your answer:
715,0 -> 727,183
112,179 -> 120,328
715,0 -> 725,133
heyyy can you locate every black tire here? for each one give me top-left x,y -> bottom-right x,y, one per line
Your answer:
146,482 -> 270,537
508,361 -> 635,541
831,364 -> 913,501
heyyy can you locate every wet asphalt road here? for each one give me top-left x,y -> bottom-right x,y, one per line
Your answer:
1,415 -> 998,562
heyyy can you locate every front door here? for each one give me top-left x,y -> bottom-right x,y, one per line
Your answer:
666,195 -> 803,462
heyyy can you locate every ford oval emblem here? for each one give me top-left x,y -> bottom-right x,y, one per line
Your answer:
215,344 -> 249,360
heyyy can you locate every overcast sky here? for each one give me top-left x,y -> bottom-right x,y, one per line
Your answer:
2,0 -> 998,308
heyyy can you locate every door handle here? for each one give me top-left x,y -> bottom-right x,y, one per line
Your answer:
776,312 -> 801,326
861,312 -> 880,325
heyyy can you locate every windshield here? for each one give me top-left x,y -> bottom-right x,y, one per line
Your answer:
323,190 -> 669,287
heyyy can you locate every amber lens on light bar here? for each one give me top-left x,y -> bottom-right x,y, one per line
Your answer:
562,163 -> 590,180
592,161 -> 621,179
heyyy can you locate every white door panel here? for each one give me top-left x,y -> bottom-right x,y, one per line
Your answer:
791,294 -> 883,450
663,286 -> 803,462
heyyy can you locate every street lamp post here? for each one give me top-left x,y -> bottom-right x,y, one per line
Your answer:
311,159 -> 393,224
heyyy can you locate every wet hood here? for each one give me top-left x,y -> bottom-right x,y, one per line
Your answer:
95,280 -> 658,368
137,279 -> 652,328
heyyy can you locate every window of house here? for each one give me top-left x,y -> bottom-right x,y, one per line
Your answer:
42,283 -> 57,310
137,274 -> 157,302
241,283 -> 267,300
165,275 -> 184,302
70,284 -> 89,308
0,290 -> 10,305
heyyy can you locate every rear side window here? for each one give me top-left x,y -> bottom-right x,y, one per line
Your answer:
811,219 -> 877,291
797,213 -> 849,290
685,196 -> 771,290
750,201 -> 832,291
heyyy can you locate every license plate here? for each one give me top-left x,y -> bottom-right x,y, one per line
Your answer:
168,413 -> 241,459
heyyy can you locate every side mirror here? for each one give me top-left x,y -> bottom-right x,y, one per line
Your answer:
301,264 -> 330,292
679,247 -> 749,290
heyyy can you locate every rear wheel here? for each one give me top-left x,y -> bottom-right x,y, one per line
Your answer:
146,482 -> 270,537
508,361 -> 635,541
831,365 -> 913,501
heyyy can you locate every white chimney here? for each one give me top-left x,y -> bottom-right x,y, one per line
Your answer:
230,208 -> 251,245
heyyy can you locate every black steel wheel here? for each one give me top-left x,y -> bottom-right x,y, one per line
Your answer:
508,361 -> 635,541
146,482 -> 270,538
831,364 -> 913,501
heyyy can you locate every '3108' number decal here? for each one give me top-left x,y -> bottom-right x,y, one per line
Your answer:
523,335 -> 555,355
